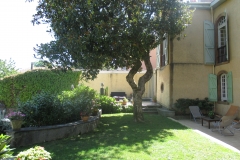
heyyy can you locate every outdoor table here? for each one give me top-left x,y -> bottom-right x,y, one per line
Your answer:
201,117 -> 220,129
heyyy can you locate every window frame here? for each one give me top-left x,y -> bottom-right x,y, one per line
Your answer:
160,34 -> 168,67
220,73 -> 227,101
215,12 -> 229,65
217,71 -> 228,102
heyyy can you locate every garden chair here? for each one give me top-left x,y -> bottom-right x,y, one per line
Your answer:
189,106 -> 204,123
211,105 -> 239,136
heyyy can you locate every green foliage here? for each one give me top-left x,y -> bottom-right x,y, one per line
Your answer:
98,95 -> 122,114
174,98 -> 214,114
0,70 -> 81,108
18,85 -> 100,127
0,134 -> 14,159
0,58 -> 18,79
18,92 -> 64,127
33,61 -> 45,67
16,146 -> 51,160
29,0 -> 193,80
104,87 -> 108,96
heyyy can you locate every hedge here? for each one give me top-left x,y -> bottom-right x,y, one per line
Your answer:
0,70 -> 82,108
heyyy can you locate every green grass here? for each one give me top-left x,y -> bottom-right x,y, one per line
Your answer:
14,113 -> 240,160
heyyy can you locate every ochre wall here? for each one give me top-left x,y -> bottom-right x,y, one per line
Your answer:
172,64 -> 212,105
156,8 -> 215,109
156,65 -> 171,108
213,0 -> 240,116
173,9 -> 211,63
82,71 -> 150,98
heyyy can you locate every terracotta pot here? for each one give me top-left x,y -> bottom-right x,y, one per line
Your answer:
81,116 -> 89,122
11,120 -> 23,130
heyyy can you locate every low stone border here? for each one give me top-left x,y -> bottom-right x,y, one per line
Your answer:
6,115 -> 100,147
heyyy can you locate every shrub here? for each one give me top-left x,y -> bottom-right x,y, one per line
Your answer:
174,98 -> 213,115
0,134 -> 14,159
98,95 -> 120,114
16,146 -> 51,160
18,84 -> 100,127
18,92 -> 65,127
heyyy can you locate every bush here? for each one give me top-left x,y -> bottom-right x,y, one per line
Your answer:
18,92 -> 65,127
0,134 -> 14,159
98,95 -> 121,114
174,98 -> 213,115
18,84 -> 100,127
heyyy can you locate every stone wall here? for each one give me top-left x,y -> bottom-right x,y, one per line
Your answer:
6,116 -> 100,147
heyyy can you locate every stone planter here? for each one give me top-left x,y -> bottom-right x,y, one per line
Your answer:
11,120 -> 23,130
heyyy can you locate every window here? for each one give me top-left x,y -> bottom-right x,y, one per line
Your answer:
208,71 -> 232,103
156,34 -> 168,68
215,13 -> 229,64
161,35 -> 168,67
220,73 -> 227,101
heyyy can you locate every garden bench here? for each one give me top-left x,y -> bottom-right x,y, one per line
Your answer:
110,92 -> 126,101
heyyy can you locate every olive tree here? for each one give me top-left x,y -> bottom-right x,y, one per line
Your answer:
28,0 -> 193,122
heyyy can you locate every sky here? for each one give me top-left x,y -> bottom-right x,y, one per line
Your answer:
0,0 -> 53,70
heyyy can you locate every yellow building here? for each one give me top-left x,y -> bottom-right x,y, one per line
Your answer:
156,0 -> 240,117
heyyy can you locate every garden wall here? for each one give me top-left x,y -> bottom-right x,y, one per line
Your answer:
83,70 -> 152,98
6,115 -> 100,147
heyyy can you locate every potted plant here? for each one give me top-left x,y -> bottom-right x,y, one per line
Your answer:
5,110 -> 25,130
153,96 -> 157,103
16,146 -> 52,160
122,98 -> 128,105
208,110 -> 215,119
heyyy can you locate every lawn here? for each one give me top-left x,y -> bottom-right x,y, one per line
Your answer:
14,113 -> 240,160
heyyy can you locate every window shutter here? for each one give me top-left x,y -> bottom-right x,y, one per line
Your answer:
165,35 -> 168,65
208,74 -> 217,102
156,45 -> 160,68
225,12 -> 229,60
227,71 -> 233,103
204,21 -> 215,65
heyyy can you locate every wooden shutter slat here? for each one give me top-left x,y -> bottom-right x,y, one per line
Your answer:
208,74 -> 217,102
227,71 -> 233,103
204,20 -> 215,65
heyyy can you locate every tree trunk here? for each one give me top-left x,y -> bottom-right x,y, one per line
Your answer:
126,54 -> 153,122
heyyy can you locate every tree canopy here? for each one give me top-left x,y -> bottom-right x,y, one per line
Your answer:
0,59 -> 18,79
30,0 -> 192,79
28,0 -> 193,122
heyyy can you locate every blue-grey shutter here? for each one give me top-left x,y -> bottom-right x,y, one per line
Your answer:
156,45 -> 160,68
227,71 -> 233,103
165,35 -> 168,65
208,74 -> 217,102
204,21 -> 215,65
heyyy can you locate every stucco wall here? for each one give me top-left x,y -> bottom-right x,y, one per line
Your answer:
213,0 -> 240,116
173,9 -> 212,63
82,71 -> 150,98
156,65 -> 171,108
172,64 -> 212,104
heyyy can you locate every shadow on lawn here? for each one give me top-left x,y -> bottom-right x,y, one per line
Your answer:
14,114 -> 189,159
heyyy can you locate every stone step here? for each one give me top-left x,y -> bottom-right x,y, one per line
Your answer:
142,108 -> 158,114
142,98 -> 152,102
